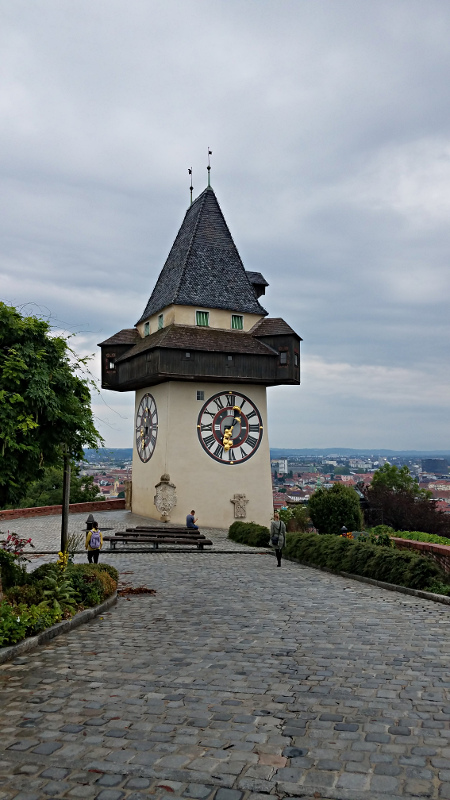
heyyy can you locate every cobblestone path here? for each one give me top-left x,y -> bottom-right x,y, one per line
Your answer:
3,510 -> 257,556
1,515 -> 450,799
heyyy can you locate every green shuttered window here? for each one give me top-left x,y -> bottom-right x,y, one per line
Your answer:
158,314 -> 164,330
231,314 -> 243,330
196,310 -> 209,327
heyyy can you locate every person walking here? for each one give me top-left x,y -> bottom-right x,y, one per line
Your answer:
270,511 -> 286,567
85,521 -> 103,563
186,510 -> 199,530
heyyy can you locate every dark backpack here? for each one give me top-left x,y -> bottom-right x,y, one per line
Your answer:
89,530 -> 101,549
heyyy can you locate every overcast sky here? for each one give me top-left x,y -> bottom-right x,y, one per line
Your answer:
2,0 -> 450,450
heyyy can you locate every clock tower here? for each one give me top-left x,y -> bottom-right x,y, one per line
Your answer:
99,185 -> 301,528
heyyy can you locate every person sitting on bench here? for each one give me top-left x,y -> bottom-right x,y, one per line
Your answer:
186,510 -> 199,530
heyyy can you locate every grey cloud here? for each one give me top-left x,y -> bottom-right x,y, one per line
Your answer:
1,0 -> 450,448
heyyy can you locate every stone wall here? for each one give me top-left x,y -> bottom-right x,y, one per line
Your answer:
392,537 -> 450,574
0,499 -> 125,522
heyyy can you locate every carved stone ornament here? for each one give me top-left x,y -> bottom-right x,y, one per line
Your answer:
154,474 -> 177,522
231,493 -> 249,519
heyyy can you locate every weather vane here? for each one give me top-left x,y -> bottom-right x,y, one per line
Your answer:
188,168 -> 193,205
207,148 -> 212,187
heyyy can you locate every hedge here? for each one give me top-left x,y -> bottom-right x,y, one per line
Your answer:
228,521 -> 270,547
283,532 -> 449,592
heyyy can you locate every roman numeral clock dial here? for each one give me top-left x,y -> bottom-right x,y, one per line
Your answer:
197,391 -> 263,464
135,393 -> 158,463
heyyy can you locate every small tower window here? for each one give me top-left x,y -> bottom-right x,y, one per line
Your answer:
144,322 -> 150,336
227,355 -> 233,361
279,351 -> 288,365
158,313 -> 164,330
231,314 -> 243,330
197,390 -> 204,401
108,359 -> 115,370
185,351 -> 191,358
196,310 -> 209,327
294,352 -> 299,366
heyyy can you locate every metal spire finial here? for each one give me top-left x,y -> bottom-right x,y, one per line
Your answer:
207,148 -> 212,187
188,168 -> 193,205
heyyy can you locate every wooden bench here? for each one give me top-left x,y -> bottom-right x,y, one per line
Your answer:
103,532 -> 212,550
125,527 -> 200,536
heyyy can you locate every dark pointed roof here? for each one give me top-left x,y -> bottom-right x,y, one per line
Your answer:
137,187 -> 267,323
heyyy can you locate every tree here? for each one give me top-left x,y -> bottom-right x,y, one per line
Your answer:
279,505 -> 310,531
16,465 -> 102,508
371,464 -> 431,499
0,303 -> 103,508
308,483 -> 363,535
363,465 -> 450,536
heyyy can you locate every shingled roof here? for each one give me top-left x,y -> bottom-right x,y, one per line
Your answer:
98,329 -> 139,347
250,318 -> 302,338
115,324 -> 277,363
245,271 -> 269,287
137,187 -> 268,323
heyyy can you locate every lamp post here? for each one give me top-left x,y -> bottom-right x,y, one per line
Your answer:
60,445 -> 70,553
340,525 -> 347,536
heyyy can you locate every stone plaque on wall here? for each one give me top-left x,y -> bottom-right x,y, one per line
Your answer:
231,493 -> 248,519
154,474 -> 177,522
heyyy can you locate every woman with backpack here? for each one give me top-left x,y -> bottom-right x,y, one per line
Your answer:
85,521 -> 103,563
270,511 -> 286,567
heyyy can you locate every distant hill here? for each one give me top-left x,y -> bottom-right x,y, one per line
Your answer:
269,448 -> 450,458
82,446 -> 450,463
83,448 -> 133,463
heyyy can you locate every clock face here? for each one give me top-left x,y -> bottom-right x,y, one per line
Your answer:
197,390 -> 263,465
135,393 -> 158,463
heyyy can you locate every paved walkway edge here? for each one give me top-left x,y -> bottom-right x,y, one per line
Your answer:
0,591 -> 117,665
284,555 -> 450,605
26,549 -> 270,555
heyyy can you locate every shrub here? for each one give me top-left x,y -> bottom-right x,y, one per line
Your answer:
66,564 -> 117,606
0,561 -> 117,648
0,601 -> 29,645
0,549 -> 26,589
93,563 -> 119,582
283,532 -> 449,592
26,563 -> 116,608
43,573 -> 79,614
0,600 -> 62,647
27,563 -> 59,584
308,484 -> 363,535
5,582 -> 46,606
228,522 -> 270,547
388,530 -> 450,546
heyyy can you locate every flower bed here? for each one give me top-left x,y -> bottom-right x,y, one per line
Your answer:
0,547 -> 118,647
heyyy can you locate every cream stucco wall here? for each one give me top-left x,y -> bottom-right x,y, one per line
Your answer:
136,305 -> 264,338
132,381 -> 273,529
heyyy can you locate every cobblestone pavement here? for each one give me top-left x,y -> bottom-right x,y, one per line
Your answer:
1,516 -> 450,799
2,511 -> 255,556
